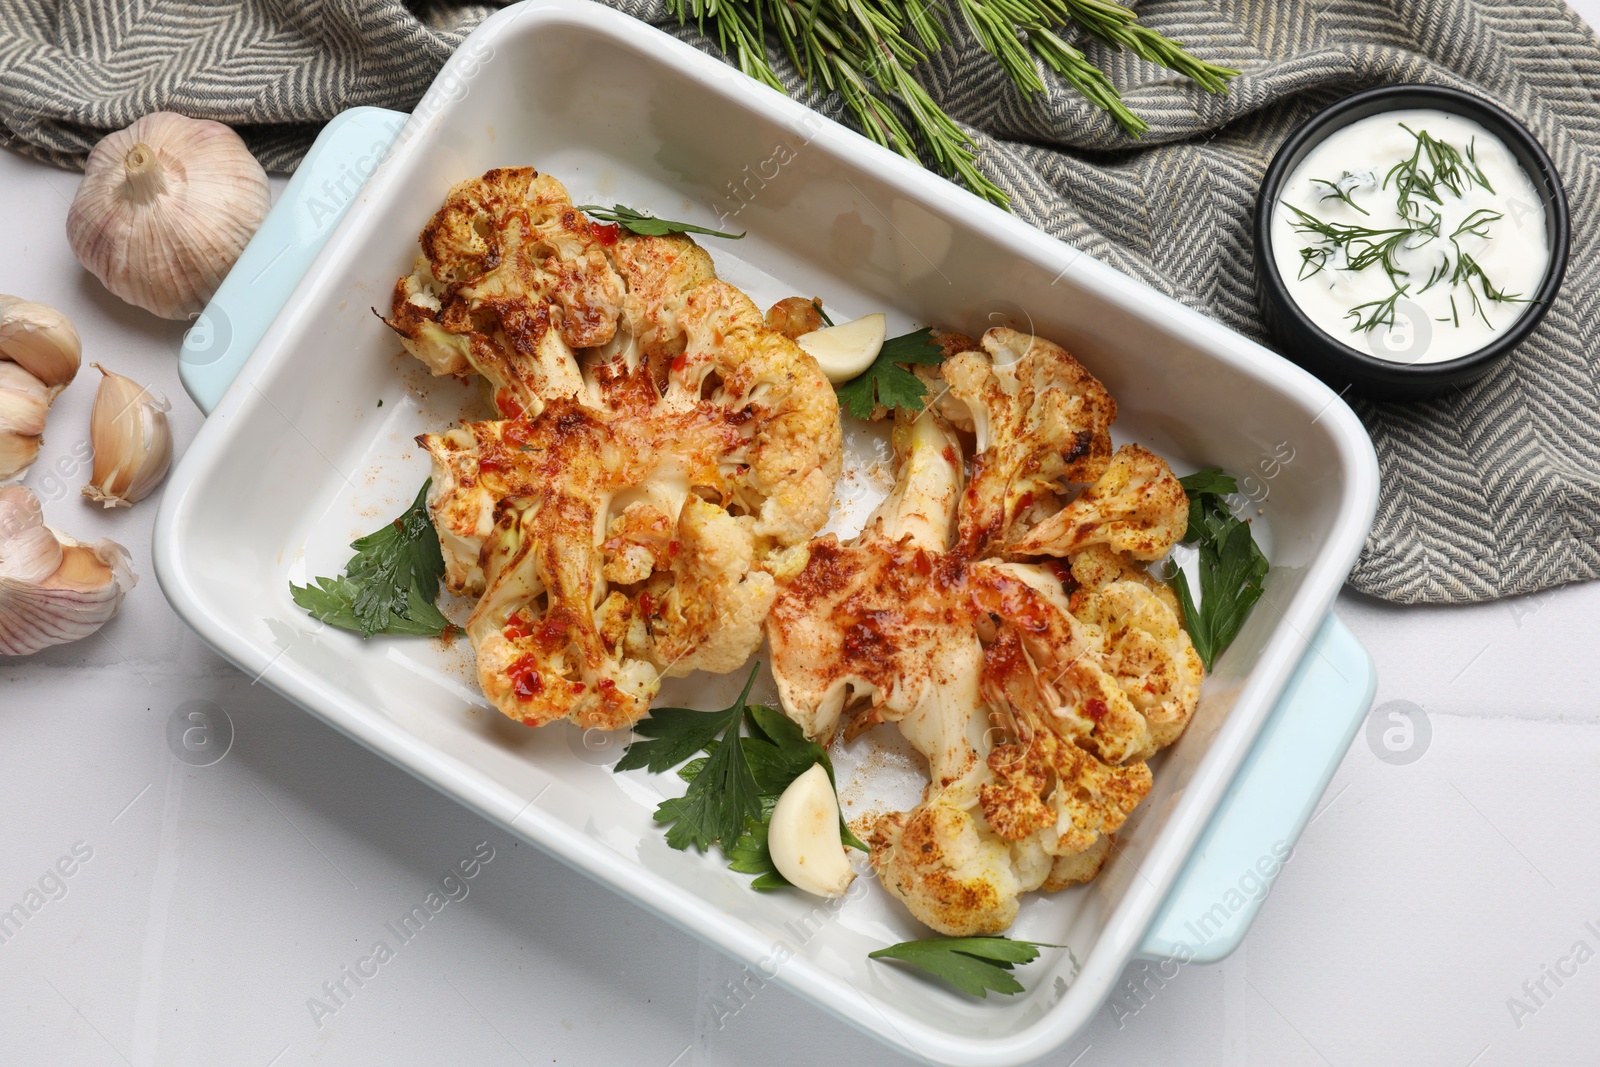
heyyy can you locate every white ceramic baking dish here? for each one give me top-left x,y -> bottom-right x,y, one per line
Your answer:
153,4 -> 1380,1062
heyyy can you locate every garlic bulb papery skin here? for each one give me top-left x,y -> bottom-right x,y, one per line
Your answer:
0,295 -> 82,390
83,364 -> 172,508
66,112 -> 270,320
0,485 -> 137,656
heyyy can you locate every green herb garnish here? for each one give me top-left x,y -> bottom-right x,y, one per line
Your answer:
1345,283 -> 1411,333
1172,469 -> 1268,671
667,0 -> 1237,206
726,796 -> 789,889
1387,124 -> 1493,217
834,328 -> 945,419
616,664 -> 864,881
576,204 -> 744,240
868,936 -> 1060,997
290,480 -> 453,638
1309,173 -> 1371,216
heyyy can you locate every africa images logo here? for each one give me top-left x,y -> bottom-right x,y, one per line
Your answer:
1365,699 -> 1432,766
305,840 -> 496,1027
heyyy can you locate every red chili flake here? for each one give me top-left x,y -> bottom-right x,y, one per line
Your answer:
508,655 -> 544,701
942,445 -> 958,466
592,221 -> 620,246
1085,698 -> 1108,723
479,453 -> 506,473
638,592 -> 656,617
670,351 -> 688,375
667,541 -> 681,557
503,421 -> 531,447
597,678 -> 617,692
570,681 -> 587,694
503,613 -> 531,641
1017,491 -> 1035,511
496,391 -> 524,419
1045,559 -> 1073,583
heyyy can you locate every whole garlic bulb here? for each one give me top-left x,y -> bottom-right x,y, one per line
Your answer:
0,296 -> 80,483
66,112 -> 270,320
0,485 -> 137,656
83,364 -> 172,508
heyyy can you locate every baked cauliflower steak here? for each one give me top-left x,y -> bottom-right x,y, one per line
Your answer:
767,329 -> 1201,937
406,168 -> 842,731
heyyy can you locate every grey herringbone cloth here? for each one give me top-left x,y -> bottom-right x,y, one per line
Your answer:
2,0 -> 1596,604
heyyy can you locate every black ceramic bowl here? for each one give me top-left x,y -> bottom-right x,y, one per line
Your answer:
1254,84 -> 1569,400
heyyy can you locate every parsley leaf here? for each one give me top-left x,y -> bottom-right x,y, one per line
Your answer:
1172,468 -> 1269,671
576,204 -> 744,240
743,703 -> 868,853
834,328 -> 945,420
1178,467 -> 1238,543
637,667 -> 763,853
868,936 -> 1060,998
726,797 -> 790,890
289,481 -> 452,639
615,664 -> 864,880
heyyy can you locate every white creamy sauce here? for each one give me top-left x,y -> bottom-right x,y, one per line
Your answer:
1272,109 -> 1548,364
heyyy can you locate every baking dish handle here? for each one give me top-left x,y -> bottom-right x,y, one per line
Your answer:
178,106 -> 410,414
1136,612 -> 1375,964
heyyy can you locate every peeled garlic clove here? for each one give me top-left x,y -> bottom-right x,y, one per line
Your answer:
66,112 -> 270,320
82,364 -> 172,508
768,763 -> 857,898
796,314 -> 888,384
0,295 -> 81,390
0,485 -> 137,656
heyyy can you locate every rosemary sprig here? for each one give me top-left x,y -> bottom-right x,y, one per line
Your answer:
667,0 -> 1238,207
576,204 -> 745,239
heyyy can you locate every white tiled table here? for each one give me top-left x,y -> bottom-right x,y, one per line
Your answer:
5,10 -> 1600,1063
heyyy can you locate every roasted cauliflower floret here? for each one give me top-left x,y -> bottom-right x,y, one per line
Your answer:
1009,443 -> 1187,560
939,327 -> 1117,555
671,280 -> 842,549
871,790 -> 1029,936
647,494 -> 776,677
383,167 -> 622,419
1071,578 -> 1204,756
